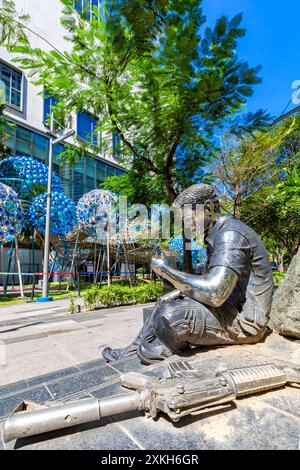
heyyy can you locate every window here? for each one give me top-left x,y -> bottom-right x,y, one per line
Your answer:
74,0 -> 100,20
5,125 -> 15,153
86,159 -> 96,192
43,95 -> 57,123
74,159 -> 85,202
112,132 -> 121,158
96,160 -> 106,184
0,62 -> 23,109
77,112 -> 98,145
106,165 -> 116,177
32,133 -> 49,162
16,126 -> 32,156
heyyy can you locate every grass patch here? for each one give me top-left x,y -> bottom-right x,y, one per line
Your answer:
0,284 -> 91,307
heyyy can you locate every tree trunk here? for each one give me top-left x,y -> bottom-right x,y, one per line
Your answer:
182,219 -> 193,274
278,253 -> 284,272
235,192 -> 242,220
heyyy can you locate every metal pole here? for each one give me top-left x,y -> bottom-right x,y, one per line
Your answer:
40,112 -> 54,302
14,235 -> 24,299
1,245 -> 5,295
38,115 -> 75,303
107,232 -> 111,285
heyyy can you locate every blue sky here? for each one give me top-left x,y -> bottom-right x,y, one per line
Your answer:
202,0 -> 300,119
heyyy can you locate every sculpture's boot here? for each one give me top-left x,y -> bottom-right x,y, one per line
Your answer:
137,337 -> 173,365
101,340 -> 141,362
101,302 -> 162,362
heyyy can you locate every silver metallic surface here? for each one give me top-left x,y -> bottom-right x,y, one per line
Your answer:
151,262 -> 238,308
3,398 -> 100,443
103,207 -> 274,362
4,361 -> 300,443
3,392 -> 141,443
219,364 -> 287,397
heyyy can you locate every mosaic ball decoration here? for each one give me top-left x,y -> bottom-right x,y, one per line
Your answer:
0,182 -> 23,245
77,189 -> 117,234
29,191 -> 77,236
167,235 -> 207,268
0,156 -> 63,198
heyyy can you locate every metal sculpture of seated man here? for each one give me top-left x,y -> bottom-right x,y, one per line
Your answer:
102,184 -> 274,365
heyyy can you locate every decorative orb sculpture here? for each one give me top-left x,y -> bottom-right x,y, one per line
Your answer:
0,182 -> 23,245
77,189 -> 117,236
0,156 -> 63,198
29,191 -> 77,235
167,236 -> 207,268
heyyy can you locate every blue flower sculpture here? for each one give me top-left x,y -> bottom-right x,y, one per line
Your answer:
167,235 -> 207,269
0,156 -> 63,198
0,182 -> 23,245
29,191 -> 77,235
77,189 -> 117,236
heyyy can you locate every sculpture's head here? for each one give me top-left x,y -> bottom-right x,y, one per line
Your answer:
174,184 -> 220,235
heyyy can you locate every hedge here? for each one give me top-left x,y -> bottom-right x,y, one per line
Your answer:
83,281 -> 164,309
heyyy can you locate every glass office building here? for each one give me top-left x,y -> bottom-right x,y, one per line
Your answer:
0,0 -> 126,204
5,123 -> 125,202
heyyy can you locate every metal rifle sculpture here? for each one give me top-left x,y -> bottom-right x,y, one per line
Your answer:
3,361 -> 300,443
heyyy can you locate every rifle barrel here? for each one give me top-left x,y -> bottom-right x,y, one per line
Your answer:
4,392 -> 141,443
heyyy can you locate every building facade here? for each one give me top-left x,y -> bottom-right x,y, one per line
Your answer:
0,0 -> 125,202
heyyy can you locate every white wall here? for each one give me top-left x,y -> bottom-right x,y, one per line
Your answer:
0,0 -> 119,164
0,0 -> 68,134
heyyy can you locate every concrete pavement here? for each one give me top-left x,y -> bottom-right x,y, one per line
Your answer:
0,302 -> 150,386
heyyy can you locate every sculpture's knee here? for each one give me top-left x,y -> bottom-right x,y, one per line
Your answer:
153,302 -> 205,353
153,313 -> 189,353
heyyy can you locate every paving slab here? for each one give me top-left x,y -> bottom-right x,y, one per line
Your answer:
0,304 -> 145,386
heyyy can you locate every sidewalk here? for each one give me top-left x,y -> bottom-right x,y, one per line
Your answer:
0,303 -> 149,386
0,298 -> 70,323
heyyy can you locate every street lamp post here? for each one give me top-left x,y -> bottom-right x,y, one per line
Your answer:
37,113 -> 75,302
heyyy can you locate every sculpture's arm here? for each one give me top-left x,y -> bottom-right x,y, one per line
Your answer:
158,289 -> 182,304
151,258 -> 238,308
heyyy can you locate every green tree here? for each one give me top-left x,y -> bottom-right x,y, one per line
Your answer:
1,0 -> 269,203
212,122 -> 292,219
274,115 -> 300,172
243,186 -> 300,270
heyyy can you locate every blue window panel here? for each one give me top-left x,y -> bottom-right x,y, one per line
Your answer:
43,95 -> 57,123
74,159 -> 85,202
16,126 -> 32,156
32,133 -> 49,162
74,0 -> 83,13
77,112 -> 98,145
85,176 -> 94,193
74,1 -> 99,20
5,125 -> 15,152
53,143 -> 66,164
112,132 -> 121,157
0,62 -> 22,109
96,160 -> 106,181
86,159 -> 95,178
53,163 -> 60,175
106,165 -> 116,177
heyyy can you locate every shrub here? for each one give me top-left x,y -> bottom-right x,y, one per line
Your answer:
83,285 -> 102,309
68,294 -> 79,314
83,281 -> 164,309
273,270 -> 285,288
